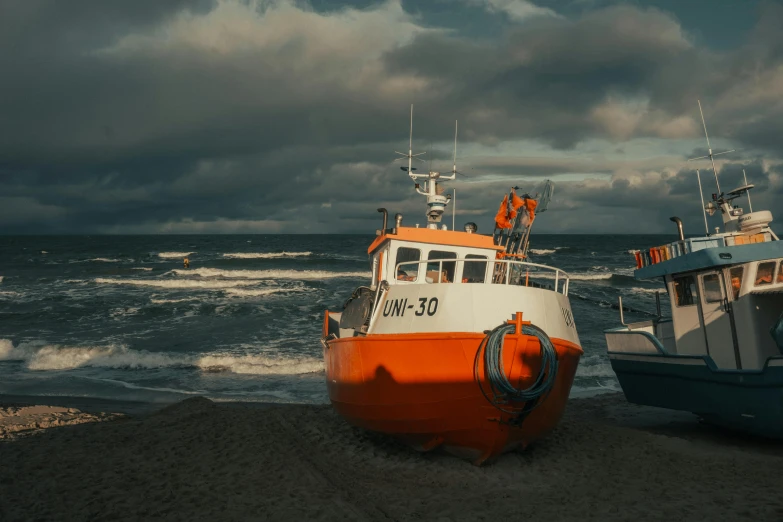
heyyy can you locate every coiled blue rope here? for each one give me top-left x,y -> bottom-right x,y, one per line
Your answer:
480,321 -> 558,404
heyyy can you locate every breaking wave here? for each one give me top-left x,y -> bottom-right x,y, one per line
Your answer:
132,267 -> 153,271
94,277 -> 258,289
170,268 -> 370,280
0,339 -> 323,375
529,249 -> 556,255
149,297 -> 197,305
0,340 -> 184,371
223,288 -> 305,298
197,354 -> 323,375
65,258 -> 124,263
630,287 -> 666,295
222,251 -> 312,259
158,252 -> 194,259
569,273 -> 613,281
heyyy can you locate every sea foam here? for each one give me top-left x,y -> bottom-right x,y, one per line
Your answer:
222,251 -> 312,259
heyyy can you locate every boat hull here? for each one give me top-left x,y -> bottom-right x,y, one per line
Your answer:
323,330 -> 582,465
609,354 -> 783,437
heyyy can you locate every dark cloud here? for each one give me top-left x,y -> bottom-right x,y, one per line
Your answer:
0,0 -> 781,234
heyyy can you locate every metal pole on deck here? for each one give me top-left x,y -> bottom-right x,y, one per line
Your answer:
698,100 -> 721,194
696,169 -> 709,235
452,188 -> 456,231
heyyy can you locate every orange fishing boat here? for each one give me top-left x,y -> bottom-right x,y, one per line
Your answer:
321,107 -> 583,465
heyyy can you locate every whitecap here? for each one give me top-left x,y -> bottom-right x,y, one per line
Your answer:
158,251 -> 194,259
170,268 -> 370,280
149,297 -> 197,305
224,288 -> 303,298
94,277 -> 259,289
222,251 -> 312,259
569,273 -> 613,281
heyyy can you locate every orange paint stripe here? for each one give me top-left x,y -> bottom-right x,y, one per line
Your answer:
329,331 -> 583,354
368,227 -> 503,255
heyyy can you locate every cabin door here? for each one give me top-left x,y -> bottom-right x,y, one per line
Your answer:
699,271 -> 740,369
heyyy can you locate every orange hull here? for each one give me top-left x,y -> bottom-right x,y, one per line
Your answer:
322,319 -> 583,465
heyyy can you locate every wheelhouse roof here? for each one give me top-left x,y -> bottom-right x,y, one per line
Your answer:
634,241 -> 783,279
368,227 -> 504,255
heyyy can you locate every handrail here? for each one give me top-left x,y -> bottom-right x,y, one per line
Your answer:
394,257 -> 570,295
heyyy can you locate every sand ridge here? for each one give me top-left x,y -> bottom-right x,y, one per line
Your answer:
0,394 -> 782,521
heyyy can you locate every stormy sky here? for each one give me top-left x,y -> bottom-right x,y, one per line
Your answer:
1,0 -> 781,235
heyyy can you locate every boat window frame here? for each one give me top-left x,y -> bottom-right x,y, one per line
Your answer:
672,274 -> 698,307
425,250 -> 458,284
755,261 -> 776,287
462,254 -> 488,283
778,260 -> 783,284
701,272 -> 725,304
394,246 -> 421,283
729,265 -> 744,300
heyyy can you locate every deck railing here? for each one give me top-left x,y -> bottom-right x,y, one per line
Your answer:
395,258 -> 570,295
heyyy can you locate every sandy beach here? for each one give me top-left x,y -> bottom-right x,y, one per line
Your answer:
1,393 -> 781,522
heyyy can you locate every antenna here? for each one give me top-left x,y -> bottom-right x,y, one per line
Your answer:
452,120 -> 458,178
409,105 -> 414,178
696,169 -> 709,235
743,169 -> 753,212
394,104 -> 426,177
395,108 -> 456,228
688,100 -> 735,195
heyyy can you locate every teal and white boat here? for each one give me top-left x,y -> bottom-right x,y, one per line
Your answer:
605,102 -> 783,437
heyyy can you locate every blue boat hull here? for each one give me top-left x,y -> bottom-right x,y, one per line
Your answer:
610,357 -> 783,438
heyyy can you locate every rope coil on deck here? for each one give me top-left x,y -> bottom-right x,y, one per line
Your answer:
475,321 -> 559,413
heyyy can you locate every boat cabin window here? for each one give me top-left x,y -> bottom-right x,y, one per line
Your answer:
462,254 -> 488,283
395,247 -> 420,282
426,250 -> 457,283
755,262 -> 776,286
778,261 -> 783,284
729,266 -> 744,300
701,273 -> 724,303
672,275 -> 697,307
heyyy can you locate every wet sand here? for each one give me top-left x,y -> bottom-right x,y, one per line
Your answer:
1,392 -> 782,521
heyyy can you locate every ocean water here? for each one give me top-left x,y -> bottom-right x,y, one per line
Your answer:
0,234 -> 671,404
